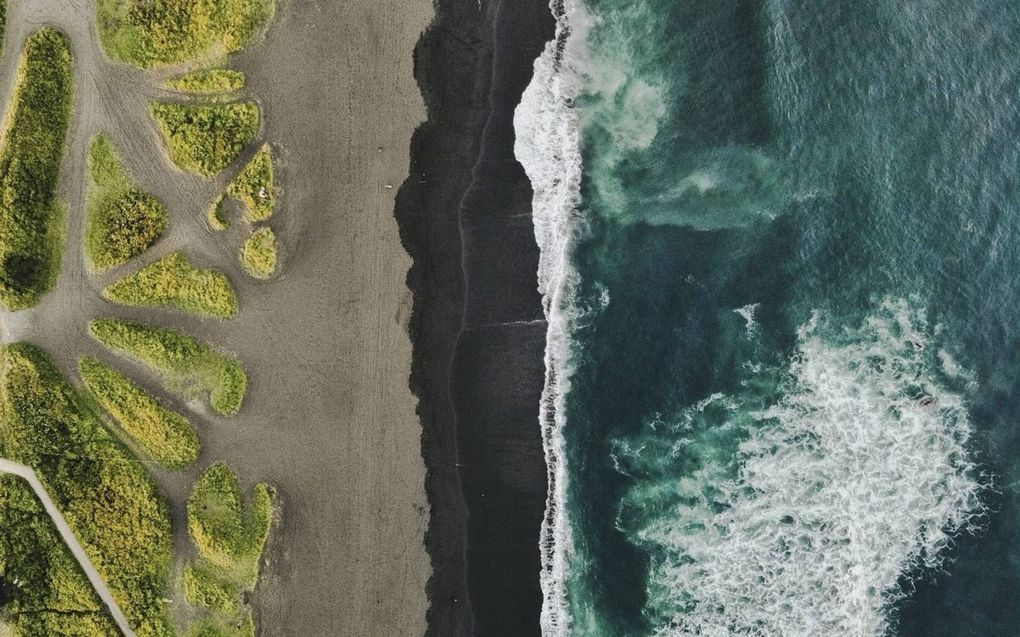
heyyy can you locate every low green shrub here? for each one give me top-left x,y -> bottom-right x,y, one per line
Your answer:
104,251 -> 239,319
0,29 -> 74,310
0,343 -> 175,637
85,134 -> 168,270
239,227 -> 278,279
90,318 -> 248,416
227,144 -> 275,221
80,356 -> 200,469
151,102 -> 260,177
97,0 -> 276,68
188,614 -> 254,637
166,69 -> 246,94
208,194 -> 231,230
184,560 -> 240,613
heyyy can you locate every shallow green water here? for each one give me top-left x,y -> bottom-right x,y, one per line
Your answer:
556,1 -> 1020,634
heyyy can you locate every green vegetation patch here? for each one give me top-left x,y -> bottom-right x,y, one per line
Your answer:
208,194 -> 231,230
184,560 -> 240,614
80,356 -> 200,469
0,475 -> 120,636
0,29 -> 74,310
151,101 -> 260,177
0,343 -> 175,637
97,0 -> 276,68
104,251 -> 239,319
239,227 -> 277,279
90,318 -> 248,416
189,614 -> 255,637
86,134 -> 168,271
166,69 -> 246,94
227,144 -> 275,221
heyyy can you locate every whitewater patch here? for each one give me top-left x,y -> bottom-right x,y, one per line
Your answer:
614,300 -> 985,636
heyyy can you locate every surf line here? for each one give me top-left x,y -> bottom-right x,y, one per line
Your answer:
0,458 -> 138,637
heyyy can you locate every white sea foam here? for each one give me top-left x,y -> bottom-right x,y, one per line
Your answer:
616,300 -> 985,636
514,0 -> 589,633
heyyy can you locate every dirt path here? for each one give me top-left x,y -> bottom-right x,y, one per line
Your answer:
0,460 -> 136,637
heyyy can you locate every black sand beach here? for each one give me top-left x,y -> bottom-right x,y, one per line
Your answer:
396,1 -> 555,635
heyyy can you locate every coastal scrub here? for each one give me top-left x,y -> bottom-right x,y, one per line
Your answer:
151,102 -> 260,177
166,68 -> 246,94
227,144 -> 275,221
104,251 -> 239,319
90,318 -> 248,416
97,0 -> 276,68
85,134 -> 168,270
239,227 -> 278,279
80,356 -> 200,469
0,29 -> 74,310
0,343 -> 175,637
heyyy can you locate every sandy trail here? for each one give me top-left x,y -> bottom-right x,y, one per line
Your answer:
0,460 -> 136,637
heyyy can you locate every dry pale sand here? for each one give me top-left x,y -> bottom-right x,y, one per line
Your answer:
2,0 -> 434,634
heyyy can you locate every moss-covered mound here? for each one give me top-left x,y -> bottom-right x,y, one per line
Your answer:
85,134 -> 168,271
0,343 -> 175,637
80,356 -> 200,469
166,68 -> 246,95
104,251 -> 239,319
151,102 -> 260,177
90,318 -> 248,416
0,29 -> 74,310
239,227 -> 278,279
97,0 -> 276,68
227,144 -> 275,222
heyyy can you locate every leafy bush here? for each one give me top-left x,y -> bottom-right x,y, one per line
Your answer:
85,134 -> 168,270
104,251 -> 239,319
90,318 -> 248,416
239,227 -> 277,279
227,144 -> 275,221
0,343 -> 175,637
166,69 -> 246,94
0,29 -> 74,310
80,356 -> 200,469
151,101 -> 260,177
97,0 -> 276,68
208,194 -> 231,230
184,560 -> 240,613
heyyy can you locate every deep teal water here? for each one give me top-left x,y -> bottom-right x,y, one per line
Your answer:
558,1 -> 1020,634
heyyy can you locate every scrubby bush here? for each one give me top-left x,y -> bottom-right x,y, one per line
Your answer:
184,560 -> 240,613
0,29 -> 74,310
239,227 -> 278,279
104,251 -> 239,319
80,356 -> 200,469
166,69 -> 246,94
85,134 -> 168,270
151,101 -> 260,177
227,144 -> 275,221
208,194 -> 231,230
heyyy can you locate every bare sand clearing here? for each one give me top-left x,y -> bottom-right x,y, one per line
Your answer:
3,0 -> 434,634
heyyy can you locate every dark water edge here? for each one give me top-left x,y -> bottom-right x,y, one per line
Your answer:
395,1 -> 555,635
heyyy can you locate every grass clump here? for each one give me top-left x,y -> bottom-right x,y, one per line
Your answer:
86,134 -> 168,270
97,0 -> 276,68
0,29 -> 74,310
151,101 -> 260,177
80,356 -> 200,469
185,463 -> 275,637
0,475 -> 121,636
239,228 -> 277,279
227,144 -> 275,221
166,69 -> 245,94
0,343 -> 175,637
208,194 -> 231,230
104,251 -> 239,319
90,318 -> 248,416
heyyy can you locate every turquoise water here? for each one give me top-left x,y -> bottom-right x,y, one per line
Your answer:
540,0 -> 1020,634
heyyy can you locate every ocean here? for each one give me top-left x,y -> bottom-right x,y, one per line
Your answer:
516,1 -> 1020,635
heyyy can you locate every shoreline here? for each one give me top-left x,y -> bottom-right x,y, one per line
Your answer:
396,0 -> 555,634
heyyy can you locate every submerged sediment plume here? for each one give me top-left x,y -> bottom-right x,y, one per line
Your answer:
517,0 -> 1020,635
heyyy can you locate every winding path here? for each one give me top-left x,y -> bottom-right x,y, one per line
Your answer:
0,459 -> 136,637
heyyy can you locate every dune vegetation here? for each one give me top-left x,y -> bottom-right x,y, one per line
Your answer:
151,101 -> 260,177
208,194 -> 231,230
166,68 -> 246,95
104,251 -> 239,319
0,29 -> 74,310
97,0 -> 276,68
90,318 -> 248,416
227,144 -> 275,222
80,356 -> 200,469
184,463 -> 275,637
0,343 -> 175,637
85,134 -> 168,271
239,227 -> 278,279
